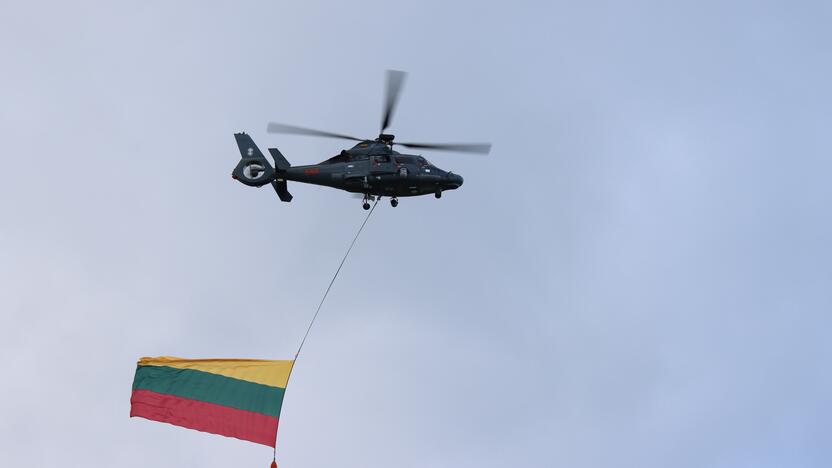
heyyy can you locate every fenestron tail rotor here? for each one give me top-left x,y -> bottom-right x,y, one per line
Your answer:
242,162 -> 267,179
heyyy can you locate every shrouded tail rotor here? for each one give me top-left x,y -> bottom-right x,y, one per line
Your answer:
232,133 -> 275,186
232,133 -> 294,202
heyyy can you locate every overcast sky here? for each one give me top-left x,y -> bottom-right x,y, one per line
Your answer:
1,1 -> 831,467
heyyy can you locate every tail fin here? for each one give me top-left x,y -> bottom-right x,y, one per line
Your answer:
272,179 -> 293,202
268,148 -> 293,202
232,133 -> 275,187
232,133 -> 294,202
268,148 -> 291,171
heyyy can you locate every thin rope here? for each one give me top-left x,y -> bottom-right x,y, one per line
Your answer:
273,197 -> 380,460
295,197 -> 379,360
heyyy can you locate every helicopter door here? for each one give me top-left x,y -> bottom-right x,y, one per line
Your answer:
345,158 -> 369,180
369,154 -> 397,175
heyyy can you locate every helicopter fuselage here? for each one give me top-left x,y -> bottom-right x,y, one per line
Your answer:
236,70 -> 489,207
233,136 -> 463,201
281,151 -> 463,198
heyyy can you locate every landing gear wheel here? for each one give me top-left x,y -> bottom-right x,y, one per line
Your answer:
390,198 -> 399,207
362,202 -> 371,210
435,190 -> 442,199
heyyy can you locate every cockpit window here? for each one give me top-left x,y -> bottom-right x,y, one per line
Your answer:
417,156 -> 430,166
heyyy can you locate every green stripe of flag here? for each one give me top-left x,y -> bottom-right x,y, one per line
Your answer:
132,365 -> 285,417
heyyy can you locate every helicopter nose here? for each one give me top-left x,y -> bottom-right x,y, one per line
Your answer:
445,173 -> 464,190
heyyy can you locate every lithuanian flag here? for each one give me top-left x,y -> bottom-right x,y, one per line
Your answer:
130,357 -> 294,447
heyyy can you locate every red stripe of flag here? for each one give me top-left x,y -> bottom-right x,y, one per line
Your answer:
130,389 -> 278,447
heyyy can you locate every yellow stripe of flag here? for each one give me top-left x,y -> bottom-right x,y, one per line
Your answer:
137,356 -> 294,388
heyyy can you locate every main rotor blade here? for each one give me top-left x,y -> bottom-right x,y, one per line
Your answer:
396,142 -> 492,155
380,70 -> 407,133
266,122 -> 364,142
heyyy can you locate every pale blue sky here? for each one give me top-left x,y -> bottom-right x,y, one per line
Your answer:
1,1 -> 830,467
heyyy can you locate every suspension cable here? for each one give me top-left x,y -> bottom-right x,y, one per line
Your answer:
274,197 -> 380,462
295,197 -> 380,360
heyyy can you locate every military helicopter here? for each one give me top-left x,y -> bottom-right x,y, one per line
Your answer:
232,70 -> 491,209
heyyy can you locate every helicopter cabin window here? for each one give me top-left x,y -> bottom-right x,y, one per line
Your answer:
395,156 -> 416,165
372,154 -> 391,164
416,156 -> 430,166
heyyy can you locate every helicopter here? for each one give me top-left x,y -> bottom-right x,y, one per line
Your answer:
232,70 -> 491,209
